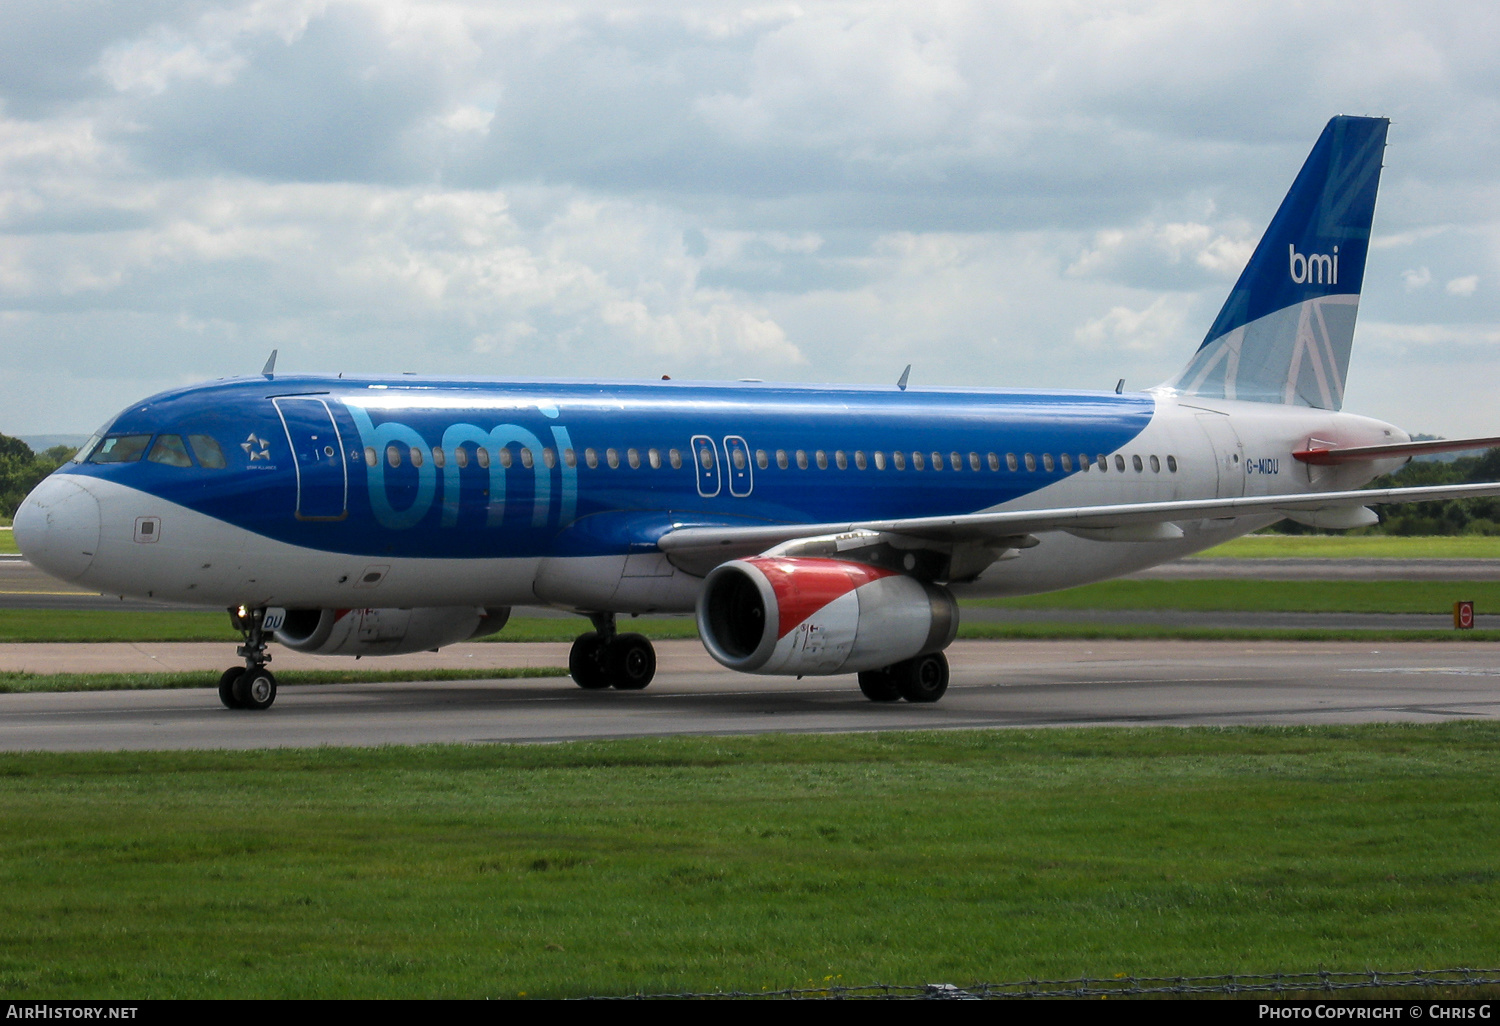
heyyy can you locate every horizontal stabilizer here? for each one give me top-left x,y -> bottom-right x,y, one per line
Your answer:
1294,435 -> 1500,465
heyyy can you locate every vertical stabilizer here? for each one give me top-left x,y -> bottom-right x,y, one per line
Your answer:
1166,116 -> 1388,409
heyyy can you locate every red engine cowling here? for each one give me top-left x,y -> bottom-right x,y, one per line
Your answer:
697,557 -> 957,676
273,606 -> 510,656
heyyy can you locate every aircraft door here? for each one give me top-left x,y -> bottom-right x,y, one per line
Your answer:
273,397 -> 349,521
1194,412 -> 1245,499
691,435 -> 721,497
723,435 -> 753,497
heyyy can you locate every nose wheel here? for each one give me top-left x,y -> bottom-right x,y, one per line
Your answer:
220,606 -> 278,710
569,614 -> 656,691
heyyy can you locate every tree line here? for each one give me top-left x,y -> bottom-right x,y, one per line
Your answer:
0,434 -> 78,520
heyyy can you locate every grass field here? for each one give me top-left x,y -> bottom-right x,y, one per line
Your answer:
2,583 -> 1494,645
0,528 -> 15,556
0,666 -> 566,694
1202,534 -> 1500,558
1,725 -> 1498,998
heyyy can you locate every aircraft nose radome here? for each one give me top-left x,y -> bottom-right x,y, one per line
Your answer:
13,475 -> 101,582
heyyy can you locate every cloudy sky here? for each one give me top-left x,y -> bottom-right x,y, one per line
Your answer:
3,1 -> 1499,435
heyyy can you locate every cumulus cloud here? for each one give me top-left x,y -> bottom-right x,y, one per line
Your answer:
4,1 -> 1500,434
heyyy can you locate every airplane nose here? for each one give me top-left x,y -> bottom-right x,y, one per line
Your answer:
13,475 -> 101,582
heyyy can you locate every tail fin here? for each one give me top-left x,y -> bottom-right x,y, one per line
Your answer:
1166,115 -> 1388,410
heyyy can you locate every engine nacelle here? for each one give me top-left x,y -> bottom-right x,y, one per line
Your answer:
697,557 -> 957,676
273,606 -> 511,657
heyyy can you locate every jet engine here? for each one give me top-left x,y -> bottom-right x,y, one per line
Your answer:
273,606 -> 511,656
697,557 -> 957,676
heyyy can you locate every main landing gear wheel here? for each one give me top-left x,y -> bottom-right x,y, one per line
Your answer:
609,633 -> 656,690
569,617 -> 658,691
569,632 -> 613,690
890,651 -> 949,703
233,668 -> 278,711
857,668 -> 902,703
218,668 -> 245,710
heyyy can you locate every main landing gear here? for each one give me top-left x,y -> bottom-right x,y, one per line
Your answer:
220,606 -> 278,711
569,613 -> 657,691
857,651 -> 950,704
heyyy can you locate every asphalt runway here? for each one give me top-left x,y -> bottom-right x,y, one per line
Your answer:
3,639 -> 1499,751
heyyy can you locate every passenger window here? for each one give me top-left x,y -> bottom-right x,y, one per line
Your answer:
835,451 -> 847,470
698,447 -> 713,470
913,452 -> 926,471
756,450 -> 769,470
1078,454 -> 1089,472
669,449 -> 682,469
988,453 -> 999,471
1130,454 -> 1142,472
969,452 -> 980,471
147,434 -> 192,468
649,448 -> 662,469
188,434 -> 227,469
796,450 -> 808,470
1006,453 -> 1018,472
432,447 -> 446,469
543,448 -> 557,469
816,450 -> 828,470
855,451 -> 867,470
931,452 -> 942,471
455,446 -> 469,469
1061,453 -> 1072,472
776,449 -> 789,470
477,448 -> 491,469
1024,454 -> 1036,472
1115,454 -> 1126,472
409,447 -> 424,468
608,448 -> 620,469
731,448 -> 745,470
88,435 -> 152,464
627,448 -> 640,469
564,448 -> 577,468
1150,454 -> 1160,473
1167,455 -> 1178,472
521,448 -> 535,469
1043,453 -> 1054,472
497,448 -> 511,469
950,452 -> 962,471
874,451 -> 886,470
364,446 -> 377,468
893,451 -> 906,470
386,445 -> 401,468
1097,454 -> 1108,471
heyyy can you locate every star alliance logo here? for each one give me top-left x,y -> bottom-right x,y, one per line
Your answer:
242,433 -> 271,461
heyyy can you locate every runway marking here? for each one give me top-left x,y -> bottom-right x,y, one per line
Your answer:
0,589 -> 99,596
1342,667 -> 1500,677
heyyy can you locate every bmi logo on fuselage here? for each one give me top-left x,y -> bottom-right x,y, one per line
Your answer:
1288,244 -> 1338,285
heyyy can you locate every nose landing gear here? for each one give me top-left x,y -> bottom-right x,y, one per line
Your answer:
569,613 -> 657,691
219,606 -> 278,711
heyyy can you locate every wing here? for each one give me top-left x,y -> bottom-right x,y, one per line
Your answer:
657,480 -> 1500,574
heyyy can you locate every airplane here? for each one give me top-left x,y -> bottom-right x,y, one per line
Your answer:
16,115 -> 1500,712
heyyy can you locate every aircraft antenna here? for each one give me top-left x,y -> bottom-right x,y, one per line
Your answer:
1115,378 -> 1125,394
261,350 -> 278,378
897,365 -> 911,391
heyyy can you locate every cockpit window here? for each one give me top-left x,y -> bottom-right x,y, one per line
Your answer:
147,434 -> 192,468
87,435 -> 152,464
188,434 -> 227,469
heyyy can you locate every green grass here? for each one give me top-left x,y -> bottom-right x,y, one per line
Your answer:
0,611 -> 692,644
0,528 -> 16,555
967,579 -> 1499,613
0,667 -> 565,694
1203,534 -> 1500,558
2,725 -> 1499,998
1,605 -> 1491,646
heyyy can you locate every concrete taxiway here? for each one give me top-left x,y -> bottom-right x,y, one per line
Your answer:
2,639 -> 1497,751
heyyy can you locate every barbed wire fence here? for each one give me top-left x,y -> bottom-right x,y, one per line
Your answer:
595,967 -> 1500,1000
